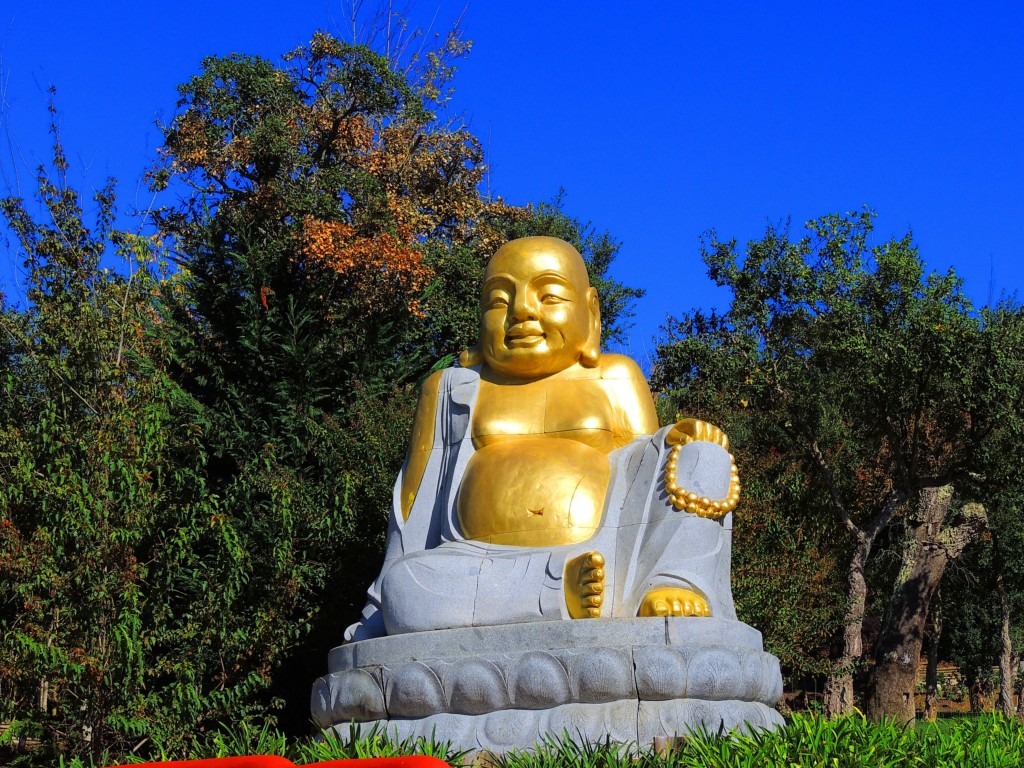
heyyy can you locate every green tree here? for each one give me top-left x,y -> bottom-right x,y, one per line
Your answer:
939,542 -> 1003,711
965,303 -> 1024,717
0,114 -> 271,762
652,211 -> 1022,720
652,335 -> 847,687
148,30 -> 644,727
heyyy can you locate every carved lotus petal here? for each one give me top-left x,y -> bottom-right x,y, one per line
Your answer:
510,651 -> 571,709
447,657 -> 509,715
386,661 -> 445,717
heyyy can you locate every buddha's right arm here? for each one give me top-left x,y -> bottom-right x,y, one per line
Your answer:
399,370 -> 443,521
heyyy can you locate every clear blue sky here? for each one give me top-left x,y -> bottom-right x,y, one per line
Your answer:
2,1 -> 1022,363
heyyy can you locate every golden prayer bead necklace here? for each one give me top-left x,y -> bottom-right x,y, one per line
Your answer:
663,434 -> 740,519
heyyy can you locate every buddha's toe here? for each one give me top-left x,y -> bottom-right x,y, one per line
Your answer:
639,587 -> 711,618
565,550 -> 606,619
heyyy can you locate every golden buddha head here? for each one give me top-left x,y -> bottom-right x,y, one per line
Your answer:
465,236 -> 601,378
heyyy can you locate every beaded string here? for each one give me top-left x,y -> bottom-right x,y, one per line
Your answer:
663,434 -> 740,519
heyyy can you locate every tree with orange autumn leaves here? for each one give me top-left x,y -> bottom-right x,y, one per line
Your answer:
146,29 -> 643,733
152,32 -> 479,326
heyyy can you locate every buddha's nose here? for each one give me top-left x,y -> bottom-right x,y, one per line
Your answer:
510,293 -> 539,321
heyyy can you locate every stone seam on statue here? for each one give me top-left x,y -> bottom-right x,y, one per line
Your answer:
330,616 -> 765,669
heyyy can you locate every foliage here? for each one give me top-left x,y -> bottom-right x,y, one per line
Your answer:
938,536 -> 1024,708
651,211 -> 1024,710
0,114 -> 280,762
654,210 -> 1007,508
47,715 -> 1024,768
460,715 -> 1024,768
145,28 -> 643,728
728,438 -> 846,679
150,30 -> 488,365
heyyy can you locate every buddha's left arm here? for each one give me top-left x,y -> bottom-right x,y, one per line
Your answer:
599,354 -> 659,446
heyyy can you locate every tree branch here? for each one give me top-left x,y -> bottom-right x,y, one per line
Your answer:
806,433 -> 858,535
864,487 -> 907,542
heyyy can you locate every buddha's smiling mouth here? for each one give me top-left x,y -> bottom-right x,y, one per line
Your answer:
506,325 -> 545,348
507,334 -> 544,348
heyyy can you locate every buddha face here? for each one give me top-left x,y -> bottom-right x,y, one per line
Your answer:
479,237 -> 600,378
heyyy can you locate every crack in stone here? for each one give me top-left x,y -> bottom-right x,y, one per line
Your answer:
631,645 -> 641,745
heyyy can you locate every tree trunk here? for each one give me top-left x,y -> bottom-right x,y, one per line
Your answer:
968,671 -> 987,713
923,599 -> 942,722
995,553 -> 1015,718
823,537 -> 870,717
865,487 -> 986,724
1018,662 -> 1024,717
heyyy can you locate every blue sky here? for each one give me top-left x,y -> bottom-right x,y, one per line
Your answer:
2,1 -> 1022,363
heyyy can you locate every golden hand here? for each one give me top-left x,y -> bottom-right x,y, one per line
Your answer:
664,418 -> 739,519
666,418 -> 730,450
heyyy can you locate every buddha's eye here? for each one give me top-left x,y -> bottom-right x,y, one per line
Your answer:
486,294 -> 509,309
541,293 -> 567,304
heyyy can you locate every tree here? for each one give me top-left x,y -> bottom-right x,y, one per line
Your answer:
652,211 -> 1023,720
866,491 -> 986,722
651,353 -> 846,688
148,30 -> 644,728
0,111 -> 274,762
967,303 -> 1024,717
939,542 -> 1004,712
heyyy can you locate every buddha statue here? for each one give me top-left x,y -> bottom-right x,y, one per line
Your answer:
345,236 -> 740,641
317,237 -> 784,749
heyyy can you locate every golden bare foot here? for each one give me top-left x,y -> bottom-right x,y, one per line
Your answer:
564,550 -> 605,619
638,587 -> 711,618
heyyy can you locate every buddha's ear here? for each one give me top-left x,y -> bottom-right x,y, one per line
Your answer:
459,345 -> 483,367
580,287 -> 601,368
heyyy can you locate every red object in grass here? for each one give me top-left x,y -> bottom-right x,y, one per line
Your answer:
106,756 -> 454,768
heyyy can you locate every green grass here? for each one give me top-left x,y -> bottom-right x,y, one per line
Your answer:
37,713 -> 1024,768
490,713 -> 1024,768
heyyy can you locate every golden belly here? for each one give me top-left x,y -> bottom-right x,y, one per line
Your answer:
456,439 -> 610,546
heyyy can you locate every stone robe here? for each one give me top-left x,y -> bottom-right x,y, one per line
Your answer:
345,364 -> 736,642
